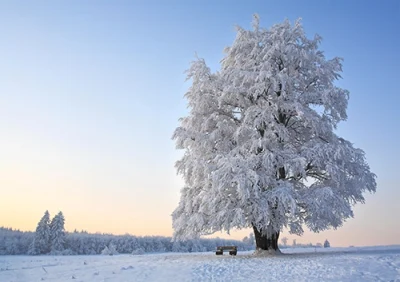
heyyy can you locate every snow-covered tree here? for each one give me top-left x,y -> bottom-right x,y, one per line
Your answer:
172,15 -> 376,252
249,233 -> 255,246
101,242 -> 119,255
281,237 -> 288,247
101,245 -> 110,255
29,211 -> 51,255
242,233 -> 255,246
172,240 -> 188,253
50,211 -> 66,253
324,239 -> 331,248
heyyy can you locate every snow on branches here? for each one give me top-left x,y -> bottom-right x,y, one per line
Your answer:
172,15 -> 376,240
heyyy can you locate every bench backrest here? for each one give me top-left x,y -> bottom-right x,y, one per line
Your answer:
217,246 -> 237,251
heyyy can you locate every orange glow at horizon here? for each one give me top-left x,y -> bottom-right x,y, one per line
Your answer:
1,153 -> 399,247
2,190 -> 399,248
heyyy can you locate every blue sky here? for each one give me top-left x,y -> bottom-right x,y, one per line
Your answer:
0,0 -> 398,246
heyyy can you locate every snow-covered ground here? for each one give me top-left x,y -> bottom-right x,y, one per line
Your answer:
1,246 -> 399,281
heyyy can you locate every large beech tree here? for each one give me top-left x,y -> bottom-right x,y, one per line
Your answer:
172,16 -> 376,252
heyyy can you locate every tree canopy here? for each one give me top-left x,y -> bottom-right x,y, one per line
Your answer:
172,16 -> 376,247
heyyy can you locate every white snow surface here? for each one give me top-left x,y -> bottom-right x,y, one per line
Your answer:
1,246 -> 399,281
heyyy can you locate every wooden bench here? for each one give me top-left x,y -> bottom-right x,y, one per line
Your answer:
216,246 -> 237,256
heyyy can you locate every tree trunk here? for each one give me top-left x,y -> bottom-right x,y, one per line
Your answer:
252,225 -> 280,251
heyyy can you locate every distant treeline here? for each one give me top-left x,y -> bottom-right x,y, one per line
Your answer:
0,227 -> 253,256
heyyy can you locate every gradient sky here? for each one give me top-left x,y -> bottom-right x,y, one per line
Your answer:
0,0 -> 399,247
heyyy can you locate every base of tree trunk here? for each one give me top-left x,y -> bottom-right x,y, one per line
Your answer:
253,248 -> 282,256
252,225 -> 280,252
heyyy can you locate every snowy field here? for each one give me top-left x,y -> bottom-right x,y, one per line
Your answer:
1,246 -> 399,282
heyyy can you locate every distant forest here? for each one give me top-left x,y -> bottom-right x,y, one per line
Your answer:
0,226 -> 253,256
1,210 -> 329,255
0,209 -> 255,255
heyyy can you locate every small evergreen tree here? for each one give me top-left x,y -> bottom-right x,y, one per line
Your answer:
101,242 -> 119,255
101,246 -> 110,255
132,247 -> 145,255
29,210 -> 51,255
324,239 -> 331,248
108,242 -> 118,255
50,212 -> 66,253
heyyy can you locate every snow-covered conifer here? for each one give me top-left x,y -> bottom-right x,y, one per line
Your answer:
101,243 -> 118,255
108,242 -> 118,255
101,246 -> 110,255
50,211 -> 66,253
172,15 -> 376,252
132,247 -> 145,255
29,210 -> 51,255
